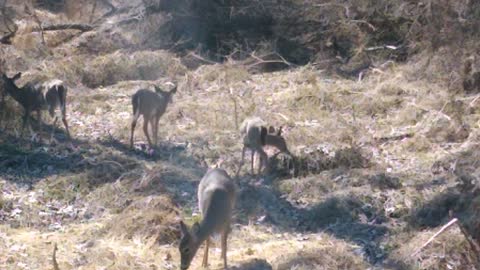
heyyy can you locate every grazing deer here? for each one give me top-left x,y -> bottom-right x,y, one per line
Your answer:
179,168 -> 237,270
238,117 -> 289,175
130,82 -> 177,148
0,72 -> 70,139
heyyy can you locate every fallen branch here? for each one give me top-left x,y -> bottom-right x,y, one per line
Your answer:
411,218 -> 458,257
31,24 -> 94,33
247,51 -> 293,68
375,132 -> 414,143
186,51 -> 218,65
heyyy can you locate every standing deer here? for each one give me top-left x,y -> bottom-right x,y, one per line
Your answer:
130,82 -> 177,148
0,72 -> 70,139
238,117 -> 289,175
179,168 -> 237,270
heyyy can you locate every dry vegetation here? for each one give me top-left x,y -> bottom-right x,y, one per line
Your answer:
1,0 -> 480,270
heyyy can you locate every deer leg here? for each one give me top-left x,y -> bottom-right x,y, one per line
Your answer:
130,111 -> 140,148
236,146 -> 247,177
0,94 -> 5,131
21,108 -> 34,138
36,109 -> 42,133
221,231 -> 228,269
250,150 -> 255,175
153,114 -> 160,147
61,105 -> 70,139
50,115 -> 58,141
202,237 -> 210,268
21,110 -> 29,137
61,117 -> 70,139
258,149 -> 268,175
143,116 -> 153,147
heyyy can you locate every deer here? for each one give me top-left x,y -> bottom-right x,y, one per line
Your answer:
179,168 -> 237,270
130,82 -> 177,149
0,72 -> 70,139
237,116 -> 290,175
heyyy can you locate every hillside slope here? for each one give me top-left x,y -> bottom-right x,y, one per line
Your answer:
1,1 -> 480,270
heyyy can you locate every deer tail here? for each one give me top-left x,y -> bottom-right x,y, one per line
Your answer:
56,84 -> 67,111
260,126 -> 267,145
132,92 -> 140,115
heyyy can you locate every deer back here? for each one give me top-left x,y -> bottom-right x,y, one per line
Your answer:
132,89 -> 169,116
240,117 -> 268,149
197,168 -> 236,233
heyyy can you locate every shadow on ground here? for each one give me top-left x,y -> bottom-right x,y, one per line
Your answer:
235,175 -> 389,264
0,127 -> 205,190
232,259 -> 272,270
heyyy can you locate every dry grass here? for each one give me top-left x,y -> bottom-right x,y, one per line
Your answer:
392,227 -> 475,270
2,57 -> 480,268
2,3 -> 480,270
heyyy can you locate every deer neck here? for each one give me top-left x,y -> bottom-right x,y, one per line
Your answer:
264,134 -> 287,152
195,217 -> 216,244
4,80 -> 22,102
165,92 -> 174,103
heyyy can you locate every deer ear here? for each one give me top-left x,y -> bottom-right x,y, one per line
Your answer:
277,126 -> 283,136
179,221 -> 189,237
170,85 -> 177,94
268,126 -> 275,133
12,72 -> 22,81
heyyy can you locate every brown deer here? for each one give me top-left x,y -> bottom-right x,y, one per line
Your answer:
130,82 -> 177,148
238,117 -> 290,175
0,72 -> 70,139
179,168 -> 237,270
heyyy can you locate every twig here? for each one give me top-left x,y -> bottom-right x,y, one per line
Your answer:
246,52 -> 293,70
469,95 -> 480,107
81,158 -> 126,171
411,218 -> 458,257
230,91 -> 239,131
186,52 -> 218,65
349,20 -> 376,31
276,113 -> 290,122
52,243 -> 60,270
